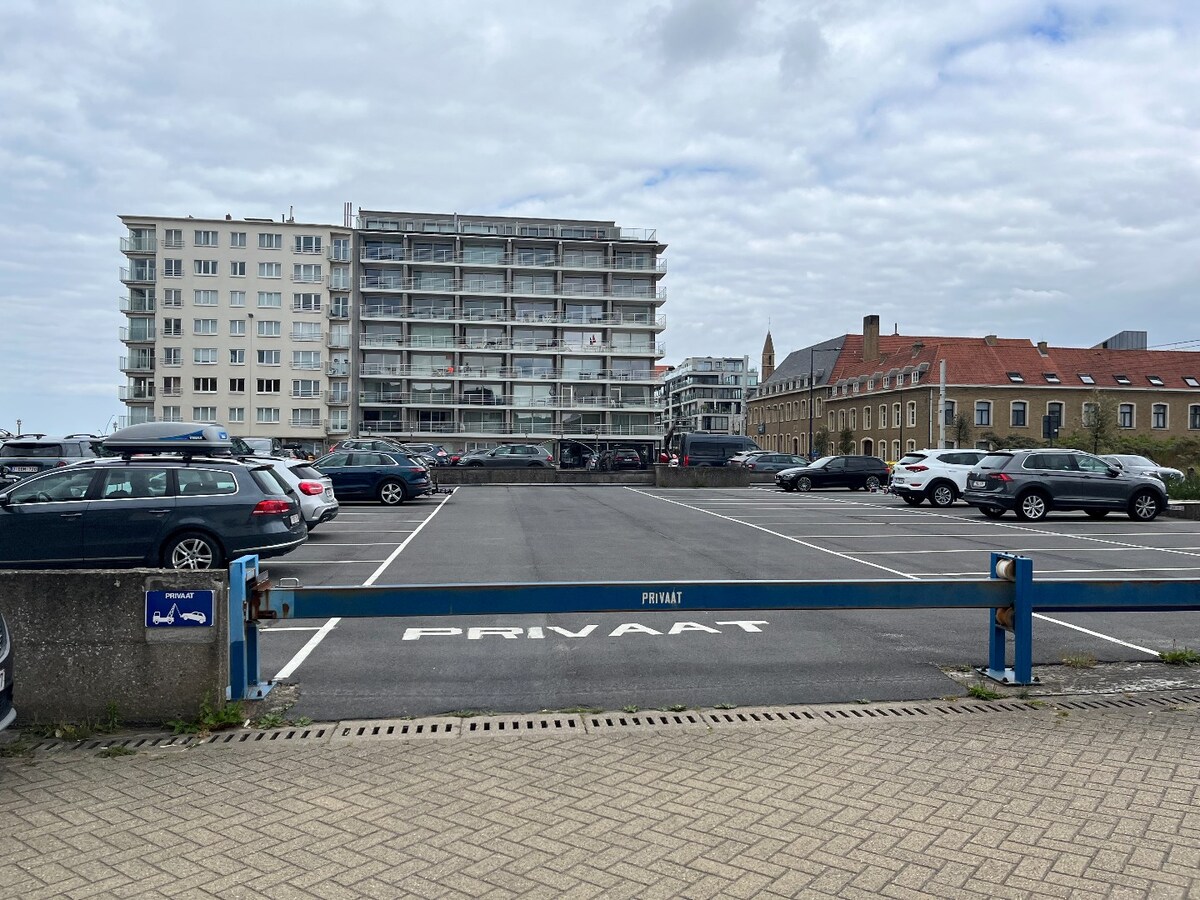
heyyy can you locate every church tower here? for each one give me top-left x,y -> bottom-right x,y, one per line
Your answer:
761,331 -> 775,382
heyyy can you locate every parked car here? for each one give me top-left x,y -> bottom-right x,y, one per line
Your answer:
890,449 -> 988,507
742,453 -> 810,474
0,611 -> 13,732
234,436 -> 284,457
330,438 -> 406,453
599,447 -> 646,471
1100,454 -> 1185,484
0,423 -> 308,570
776,455 -> 890,492
313,449 -> 432,505
0,433 -> 101,483
675,433 -> 761,467
456,448 -> 496,465
962,448 -> 1168,521
256,458 -> 339,530
401,443 -> 452,466
459,444 -> 555,468
727,450 -> 772,468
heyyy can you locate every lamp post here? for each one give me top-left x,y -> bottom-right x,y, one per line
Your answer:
807,350 -> 815,459
247,313 -> 255,432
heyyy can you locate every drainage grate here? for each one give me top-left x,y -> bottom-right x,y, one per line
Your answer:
328,718 -> 459,745
462,715 -> 582,736
203,727 -> 330,745
705,707 -> 822,727
583,712 -> 709,731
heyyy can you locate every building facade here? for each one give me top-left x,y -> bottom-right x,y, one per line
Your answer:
119,210 -> 666,455
750,316 -> 1200,460
661,356 -> 757,438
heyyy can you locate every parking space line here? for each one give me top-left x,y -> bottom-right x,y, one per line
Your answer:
364,494 -> 453,586
273,617 -> 341,680
1031,614 -> 1159,656
267,559 -> 387,565
261,626 -> 322,633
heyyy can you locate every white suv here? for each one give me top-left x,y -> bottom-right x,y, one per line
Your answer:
890,448 -> 987,508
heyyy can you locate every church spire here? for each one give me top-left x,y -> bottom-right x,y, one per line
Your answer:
762,331 -> 775,382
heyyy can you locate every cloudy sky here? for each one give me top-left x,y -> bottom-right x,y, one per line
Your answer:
1,0 -> 1198,435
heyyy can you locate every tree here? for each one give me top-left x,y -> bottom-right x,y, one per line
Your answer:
952,413 -> 972,449
1081,390 -> 1118,454
812,426 -> 831,457
837,426 -> 855,455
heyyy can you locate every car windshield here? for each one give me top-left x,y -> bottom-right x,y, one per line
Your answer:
1118,455 -> 1155,467
807,457 -> 834,469
897,453 -> 927,465
289,464 -> 324,480
976,453 -> 1013,470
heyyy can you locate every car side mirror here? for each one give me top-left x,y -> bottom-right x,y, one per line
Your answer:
1107,467 -> 1120,477
0,494 -> 8,508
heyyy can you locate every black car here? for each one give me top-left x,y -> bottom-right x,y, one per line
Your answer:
313,450 -> 432,505
600,447 -> 646,471
0,423 -> 308,570
962,448 -> 1168,522
0,433 -> 100,483
776,455 -> 890,492
0,611 -> 13,732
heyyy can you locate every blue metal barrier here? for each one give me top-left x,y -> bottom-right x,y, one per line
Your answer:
224,552 -> 1200,701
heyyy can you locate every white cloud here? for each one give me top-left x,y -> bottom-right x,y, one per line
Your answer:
1,0 -> 1198,433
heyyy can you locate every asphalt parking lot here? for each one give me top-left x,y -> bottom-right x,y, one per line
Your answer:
258,486 -> 1200,719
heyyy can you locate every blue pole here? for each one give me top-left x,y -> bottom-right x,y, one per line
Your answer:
227,557 -> 250,701
1012,555 -> 1035,684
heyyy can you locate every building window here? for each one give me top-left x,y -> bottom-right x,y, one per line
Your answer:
292,351 -> 322,370
892,403 -> 901,428
257,350 -> 280,367
911,371 -> 921,385
230,290 -> 246,307
907,401 -> 917,427
293,293 -> 322,312
194,290 -> 217,306
1185,377 -> 1200,388
1114,374 -> 1131,385
161,377 -> 181,396
230,232 -> 246,248
230,261 -> 246,277
229,378 -> 245,393
975,401 -> 992,427
1043,373 -> 1061,384
259,262 -> 282,278
1147,375 -> 1164,386
256,408 -> 281,424
163,289 -> 182,307
1082,402 -> 1098,427
229,320 -> 246,336
230,349 -> 245,365
228,407 -> 245,423
1047,402 -> 1064,428
293,263 -> 322,283
193,377 -> 217,393
192,318 -> 217,335
1006,372 -> 1024,383
292,322 -> 321,342
259,233 -> 282,250
891,440 -> 900,459
194,259 -> 218,276
294,235 -> 323,254
1079,374 -> 1095,385
1010,401 -> 1027,428
292,379 -> 321,398
1118,403 -> 1134,428
292,409 -> 322,428
163,229 -> 183,249
1189,405 -> 1200,429
1152,403 -> 1168,429
161,405 -> 182,422
849,408 -> 857,430
863,406 -> 872,430
879,405 -> 887,429
194,230 -> 218,247
256,379 -> 281,394
162,318 -> 182,337
193,348 -> 217,365
192,407 -> 217,422
943,399 -> 956,425
257,291 -> 282,308
162,348 -> 181,367
163,259 -> 183,277
257,320 -> 281,338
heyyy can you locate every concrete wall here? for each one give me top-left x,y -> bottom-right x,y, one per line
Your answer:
654,466 -> 751,488
437,468 -> 653,485
1,569 -> 228,726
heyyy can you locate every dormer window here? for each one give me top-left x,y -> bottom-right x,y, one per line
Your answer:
1043,373 -> 1061,384
896,374 -> 905,387
911,371 -> 920,385
1185,377 -> 1200,388
1114,374 -> 1131,385
1079,374 -> 1095,384
1006,372 -> 1024,383
883,376 -> 890,388
1147,375 -> 1164,386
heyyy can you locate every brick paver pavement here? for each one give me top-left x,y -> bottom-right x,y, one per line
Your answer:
2,703 -> 1199,899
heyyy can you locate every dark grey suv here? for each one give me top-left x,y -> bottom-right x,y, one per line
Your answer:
0,433 -> 100,484
962,449 -> 1168,522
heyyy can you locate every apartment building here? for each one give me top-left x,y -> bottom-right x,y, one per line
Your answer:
661,356 -> 757,439
750,316 -> 1200,459
119,209 -> 666,456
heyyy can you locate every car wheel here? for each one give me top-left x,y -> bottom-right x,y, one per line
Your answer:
1085,510 -> 1110,519
928,482 -> 956,508
797,476 -> 813,492
163,531 -> 224,570
780,482 -> 796,492
902,494 -> 923,506
865,475 -> 882,491
1015,491 -> 1049,521
1128,489 -> 1162,522
467,461 -> 483,467
378,480 -> 407,505
980,506 -> 1006,519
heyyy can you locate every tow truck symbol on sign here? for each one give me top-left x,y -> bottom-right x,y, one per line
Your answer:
153,608 -> 176,625
145,590 -> 215,628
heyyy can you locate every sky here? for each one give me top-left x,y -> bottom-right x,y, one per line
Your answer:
1,0 -> 1198,435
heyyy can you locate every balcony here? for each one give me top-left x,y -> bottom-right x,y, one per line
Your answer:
118,385 -> 156,402
119,356 -> 155,373
327,274 -> 352,291
290,360 -> 325,371
327,307 -> 350,319
357,390 -> 659,411
120,266 -> 156,285
357,362 -> 662,383
290,390 -> 326,400
289,330 -> 325,342
356,421 -> 664,438
358,305 -> 665,328
357,216 -> 660,245
357,333 -> 664,355
289,419 -> 325,429
119,325 -> 157,343
357,246 -> 667,273
327,247 -> 352,262
327,334 -> 350,349
120,236 -> 157,254
327,421 -> 350,433
327,394 -> 351,406
359,274 -> 665,301
119,296 -> 156,314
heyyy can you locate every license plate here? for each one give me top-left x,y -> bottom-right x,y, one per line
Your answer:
288,514 -> 299,526
11,466 -> 37,473
970,480 -> 985,489
324,489 -> 334,499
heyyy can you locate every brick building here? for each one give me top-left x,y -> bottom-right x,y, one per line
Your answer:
750,316 -> 1200,459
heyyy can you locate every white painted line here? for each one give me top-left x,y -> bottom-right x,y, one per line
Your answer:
266,559 -> 386,565
364,493 -> 453,586
625,487 -> 921,581
1032,613 -> 1159,656
261,626 -> 323,632
850,546 -> 1200,555
273,617 -> 341,680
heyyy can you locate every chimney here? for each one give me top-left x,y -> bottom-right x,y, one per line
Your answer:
911,341 -> 924,358
984,334 -> 998,346
863,315 -> 880,362
1037,340 -> 1049,356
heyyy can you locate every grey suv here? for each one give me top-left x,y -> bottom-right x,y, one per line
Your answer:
0,433 -> 100,484
962,449 -> 1168,522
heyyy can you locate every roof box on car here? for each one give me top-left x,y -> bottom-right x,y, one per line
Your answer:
102,422 -> 233,457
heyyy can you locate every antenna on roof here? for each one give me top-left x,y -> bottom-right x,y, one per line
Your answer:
893,322 -> 899,335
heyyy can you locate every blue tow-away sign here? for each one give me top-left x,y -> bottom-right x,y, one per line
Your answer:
145,590 -> 214,628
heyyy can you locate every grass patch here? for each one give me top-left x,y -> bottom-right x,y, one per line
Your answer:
1062,653 -> 1098,668
662,704 -> 688,713
967,683 -> 1003,701
0,740 -> 33,758
713,703 -> 736,710
444,709 -> 494,718
27,702 -> 123,743
1160,647 -> 1200,666
167,698 -> 244,735
553,706 -> 604,715
1167,477 -> 1200,501
96,746 -> 137,759
621,705 -> 640,714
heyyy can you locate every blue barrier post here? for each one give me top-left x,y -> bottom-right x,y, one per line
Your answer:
984,552 -> 1037,685
227,555 -> 272,702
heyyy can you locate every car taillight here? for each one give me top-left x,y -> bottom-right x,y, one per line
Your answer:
987,472 -> 1013,482
746,463 -> 757,470
252,499 -> 292,515
414,466 -> 427,474
683,455 -> 690,466
55,461 -> 67,467
905,464 -> 928,472
298,481 -> 326,496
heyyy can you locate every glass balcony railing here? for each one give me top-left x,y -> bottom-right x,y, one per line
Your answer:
120,236 -> 157,254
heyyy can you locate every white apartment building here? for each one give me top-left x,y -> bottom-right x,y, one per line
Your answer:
662,356 -> 757,438
118,214 -> 354,452
119,209 -> 666,455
